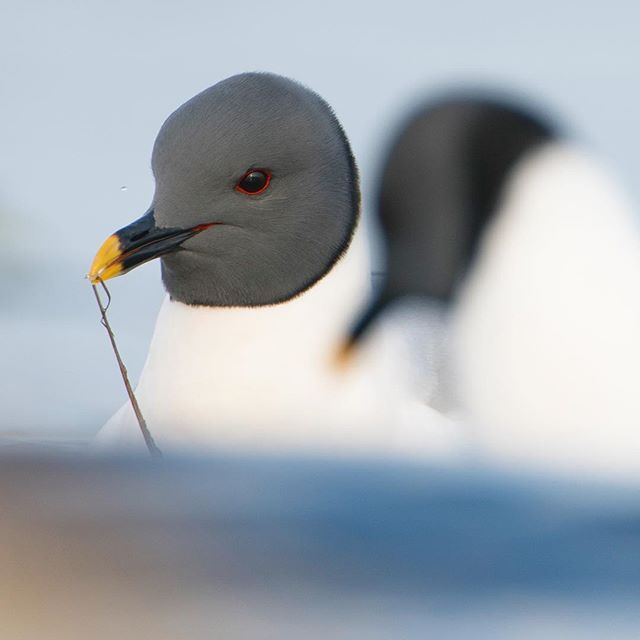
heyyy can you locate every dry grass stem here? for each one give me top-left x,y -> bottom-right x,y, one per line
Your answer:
92,280 -> 162,459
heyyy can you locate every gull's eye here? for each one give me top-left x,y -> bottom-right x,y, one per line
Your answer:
235,169 -> 271,195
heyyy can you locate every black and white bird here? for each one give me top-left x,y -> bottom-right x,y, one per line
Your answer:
342,95 -> 640,478
89,73 -> 456,456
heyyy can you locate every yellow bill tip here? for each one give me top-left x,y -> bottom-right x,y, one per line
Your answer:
331,338 -> 358,373
88,234 -> 123,284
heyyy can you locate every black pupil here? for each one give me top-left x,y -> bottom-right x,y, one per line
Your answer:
239,171 -> 268,193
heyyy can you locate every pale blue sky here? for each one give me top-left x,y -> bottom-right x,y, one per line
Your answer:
1,0 -> 638,434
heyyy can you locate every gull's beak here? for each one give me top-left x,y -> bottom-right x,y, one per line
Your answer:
332,295 -> 389,370
88,210 -> 215,284
332,337 -> 359,371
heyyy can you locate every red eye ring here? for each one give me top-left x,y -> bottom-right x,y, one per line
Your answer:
235,168 -> 272,195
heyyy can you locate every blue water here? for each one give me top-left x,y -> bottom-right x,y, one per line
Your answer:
3,453 -> 640,637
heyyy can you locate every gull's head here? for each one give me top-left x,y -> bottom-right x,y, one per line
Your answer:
89,72 -> 360,307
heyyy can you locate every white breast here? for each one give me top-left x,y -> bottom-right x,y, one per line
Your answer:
96,226 -> 459,459
452,143 -> 640,478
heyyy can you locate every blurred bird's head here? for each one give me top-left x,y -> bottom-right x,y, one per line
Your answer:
337,94 -> 554,365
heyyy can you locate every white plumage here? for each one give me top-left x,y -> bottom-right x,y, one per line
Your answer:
96,227 -> 459,458
453,143 -> 640,477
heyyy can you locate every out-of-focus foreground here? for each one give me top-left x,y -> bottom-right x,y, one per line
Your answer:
2,454 -> 640,639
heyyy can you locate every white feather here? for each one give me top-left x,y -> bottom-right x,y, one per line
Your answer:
452,143 -> 640,478
96,226 -> 460,459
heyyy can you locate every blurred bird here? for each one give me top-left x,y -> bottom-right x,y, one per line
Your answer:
88,73 -> 456,457
342,95 -> 640,477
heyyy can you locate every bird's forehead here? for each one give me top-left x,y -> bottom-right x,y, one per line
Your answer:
151,77 -> 325,175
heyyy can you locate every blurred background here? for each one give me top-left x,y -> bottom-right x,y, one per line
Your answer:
1,1 -> 640,439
